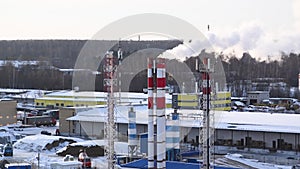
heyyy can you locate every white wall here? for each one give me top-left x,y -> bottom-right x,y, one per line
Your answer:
70,120 -> 300,152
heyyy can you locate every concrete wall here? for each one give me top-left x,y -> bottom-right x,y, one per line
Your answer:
79,121 -> 104,139
0,100 -> 17,126
216,129 -> 232,140
264,132 -> 280,148
215,130 -> 300,151
59,107 -> 76,134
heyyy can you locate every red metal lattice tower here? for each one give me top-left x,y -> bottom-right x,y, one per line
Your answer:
103,51 -> 117,169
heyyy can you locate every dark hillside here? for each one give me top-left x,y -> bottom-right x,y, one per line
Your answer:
0,40 -> 182,69
0,40 -> 182,90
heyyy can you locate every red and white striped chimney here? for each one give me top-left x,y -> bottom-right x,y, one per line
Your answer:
148,58 -> 166,169
147,58 -> 155,169
156,58 -> 166,169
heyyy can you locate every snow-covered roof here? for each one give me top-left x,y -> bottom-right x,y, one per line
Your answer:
14,134 -> 84,152
67,105 -> 300,134
46,91 -> 146,98
9,90 -> 46,99
38,91 -> 172,105
0,88 -> 28,94
56,140 -> 129,155
67,105 -> 149,124
0,60 -> 41,68
0,88 -> 50,100
37,97 -> 107,102
233,101 -> 245,106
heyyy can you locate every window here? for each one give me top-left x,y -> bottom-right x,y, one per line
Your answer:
36,103 -> 40,106
56,103 -> 59,107
61,103 -> 64,107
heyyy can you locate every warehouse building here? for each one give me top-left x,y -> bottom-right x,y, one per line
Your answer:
35,90 -> 172,108
61,105 -> 300,154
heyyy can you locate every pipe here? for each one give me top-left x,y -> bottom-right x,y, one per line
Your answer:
128,106 -> 137,157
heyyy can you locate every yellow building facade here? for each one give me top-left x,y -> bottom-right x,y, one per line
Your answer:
172,92 -> 231,111
35,90 -> 172,108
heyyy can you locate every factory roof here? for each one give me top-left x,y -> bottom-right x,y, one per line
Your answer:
45,90 -> 150,99
247,91 -> 269,94
66,105 -> 300,134
120,158 -> 238,169
39,90 -> 172,104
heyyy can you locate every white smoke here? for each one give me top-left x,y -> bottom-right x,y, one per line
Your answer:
158,39 -> 212,61
206,20 -> 300,60
160,18 -> 300,61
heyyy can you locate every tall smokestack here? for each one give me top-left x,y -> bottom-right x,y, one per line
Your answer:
148,58 -> 155,169
156,58 -> 166,169
128,106 -> 137,157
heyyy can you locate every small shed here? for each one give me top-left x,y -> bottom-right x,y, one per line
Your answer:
247,91 -> 269,105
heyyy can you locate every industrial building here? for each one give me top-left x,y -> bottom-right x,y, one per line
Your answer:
0,99 -> 17,126
35,90 -> 172,108
35,91 -> 107,108
247,91 -> 269,105
60,105 -> 300,155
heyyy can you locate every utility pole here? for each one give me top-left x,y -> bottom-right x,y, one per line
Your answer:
36,150 -> 40,169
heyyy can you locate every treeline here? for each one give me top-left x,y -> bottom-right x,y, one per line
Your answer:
0,40 -> 182,90
0,40 -> 182,69
221,52 -> 300,87
221,52 -> 300,97
130,51 -> 300,97
0,63 -> 66,90
0,40 -> 85,68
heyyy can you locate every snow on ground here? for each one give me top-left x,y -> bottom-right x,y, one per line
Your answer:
14,134 -> 84,152
0,121 -> 59,136
57,139 -> 129,155
10,133 -> 128,168
225,153 -> 294,169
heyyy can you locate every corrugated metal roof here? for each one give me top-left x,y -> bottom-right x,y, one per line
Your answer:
120,159 -> 239,169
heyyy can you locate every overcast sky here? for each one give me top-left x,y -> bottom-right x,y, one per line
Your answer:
0,0 -> 299,59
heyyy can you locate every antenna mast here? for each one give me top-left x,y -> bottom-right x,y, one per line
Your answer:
199,57 -> 214,169
104,51 -> 117,169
